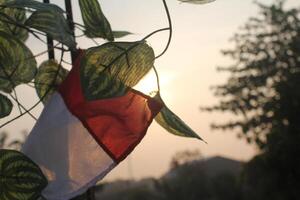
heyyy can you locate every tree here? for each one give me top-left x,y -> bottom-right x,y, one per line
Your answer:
205,1 -> 300,199
169,149 -> 202,169
205,0 -> 300,149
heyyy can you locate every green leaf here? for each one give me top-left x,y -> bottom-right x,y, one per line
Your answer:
3,0 -> 64,13
0,0 -> 28,41
0,31 -> 37,93
81,41 -> 155,100
79,0 -> 114,41
35,60 -> 69,104
0,149 -> 48,200
154,94 -> 205,141
25,9 -> 76,49
178,0 -> 216,4
112,31 -> 132,38
0,93 -> 12,118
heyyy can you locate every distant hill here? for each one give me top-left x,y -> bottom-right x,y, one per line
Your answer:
165,156 -> 243,178
94,156 -> 243,200
202,156 -> 244,177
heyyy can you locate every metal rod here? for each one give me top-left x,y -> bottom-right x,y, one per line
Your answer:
64,2 -> 92,198
64,0 -> 76,64
43,0 -> 55,60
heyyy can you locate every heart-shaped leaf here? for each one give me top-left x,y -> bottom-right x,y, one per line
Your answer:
0,149 -> 48,200
25,9 -> 76,49
0,93 -> 12,118
0,31 -> 37,93
178,0 -> 216,4
79,0 -> 114,41
0,0 -> 28,41
81,41 -> 155,100
154,94 -> 205,141
35,60 -> 69,104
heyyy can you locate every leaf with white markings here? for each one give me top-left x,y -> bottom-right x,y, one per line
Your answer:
35,60 -> 69,104
0,149 -> 48,200
0,0 -> 28,41
0,31 -> 37,93
79,0 -> 114,41
25,9 -> 76,49
81,41 -> 155,100
154,94 -> 205,141
0,93 -> 12,118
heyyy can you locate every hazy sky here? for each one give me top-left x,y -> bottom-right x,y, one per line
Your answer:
1,0 -> 299,181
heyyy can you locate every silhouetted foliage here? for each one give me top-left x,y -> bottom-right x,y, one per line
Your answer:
94,156 -> 242,200
211,172 -> 241,200
169,149 -> 202,169
204,0 -> 300,199
240,128 -> 300,200
204,0 -> 300,149
162,156 -> 243,200
162,163 -> 211,200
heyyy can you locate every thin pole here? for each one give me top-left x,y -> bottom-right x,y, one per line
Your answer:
64,0 -> 76,64
65,1 -> 94,199
65,0 -> 95,200
43,0 -> 55,60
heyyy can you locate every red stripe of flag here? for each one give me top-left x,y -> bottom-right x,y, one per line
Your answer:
59,50 -> 162,162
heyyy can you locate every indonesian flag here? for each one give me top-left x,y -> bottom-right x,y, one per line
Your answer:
21,50 -> 162,200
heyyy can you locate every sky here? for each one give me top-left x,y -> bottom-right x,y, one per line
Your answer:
1,0 -> 299,181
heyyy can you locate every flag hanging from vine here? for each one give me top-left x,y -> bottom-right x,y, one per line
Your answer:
21,49 -> 162,200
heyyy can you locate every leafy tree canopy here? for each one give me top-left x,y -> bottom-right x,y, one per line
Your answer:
205,0 -> 300,149
205,1 -> 300,198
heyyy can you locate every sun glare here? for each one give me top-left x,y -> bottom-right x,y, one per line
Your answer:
133,71 -> 158,97
133,69 -> 174,97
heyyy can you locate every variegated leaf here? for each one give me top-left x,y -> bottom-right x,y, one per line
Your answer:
79,0 -> 114,41
0,149 -> 48,200
25,10 -> 76,49
25,9 -> 76,49
154,93 -> 205,141
0,0 -> 28,41
81,41 -> 155,100
35,60 -> 69,104
0,31 -> 37,93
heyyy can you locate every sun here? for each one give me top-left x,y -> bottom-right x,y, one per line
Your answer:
133,69 -> 173,97
133,71 -> 159,97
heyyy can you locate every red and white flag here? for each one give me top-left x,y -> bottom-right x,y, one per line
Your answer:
21,50 -> 162,200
